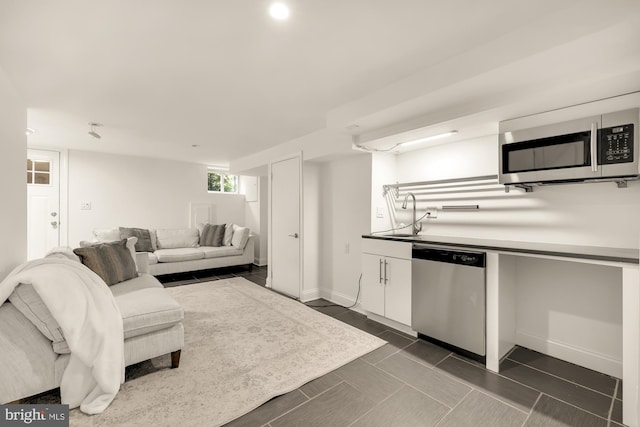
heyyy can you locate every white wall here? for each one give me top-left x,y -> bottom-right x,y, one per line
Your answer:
319,154 -> 372,306
303,162 -> 322,301
515,257 -> 622,376
393,135 -> 640,248
241,175 -> 268,265
371,152 -> 396,233
0,67 -> 27,279
67,150 -> 246,246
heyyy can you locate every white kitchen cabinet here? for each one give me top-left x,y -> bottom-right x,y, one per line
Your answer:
361,239 -> 412,326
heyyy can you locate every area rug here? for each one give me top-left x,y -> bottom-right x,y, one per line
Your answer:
70,277 -> 385,426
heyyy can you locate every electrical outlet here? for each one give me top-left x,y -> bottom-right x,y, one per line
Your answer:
425,207 -> 438,218
376,207 -> 385,218
345,243 -> 350,254
80,201 -> 92,210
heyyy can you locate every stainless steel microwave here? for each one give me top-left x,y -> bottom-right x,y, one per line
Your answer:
499,108 -> 639,185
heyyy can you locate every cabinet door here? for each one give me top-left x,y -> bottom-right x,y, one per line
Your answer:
362,253 -> 385,317
384,257 -> 412,326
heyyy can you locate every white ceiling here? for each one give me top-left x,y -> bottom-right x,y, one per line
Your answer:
1,0 -> 639,167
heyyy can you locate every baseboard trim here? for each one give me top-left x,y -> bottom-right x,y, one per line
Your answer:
318,289 -> 365,314
254,257 -> 268,267
516,330 -> 621,378
366,312 -> 417,337
301,288 -> 320,303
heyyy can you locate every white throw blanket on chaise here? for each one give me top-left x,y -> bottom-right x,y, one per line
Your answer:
0,257 -> 124,414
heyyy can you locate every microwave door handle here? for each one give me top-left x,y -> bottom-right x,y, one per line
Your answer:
590,122 -> 598,172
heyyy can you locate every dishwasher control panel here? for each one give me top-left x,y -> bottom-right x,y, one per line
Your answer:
412,245 -> 485,267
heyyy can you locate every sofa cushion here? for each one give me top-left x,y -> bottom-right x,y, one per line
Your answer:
154,248 -> 205,263
147,252 -> 159,265
201,246 -> 244,259
110,274 -> 184,340
9,283 -> 65,345
200,223 -> 226,247
156,228 -> 199,249
74,239 -> 138,286
120,227 -> 154,252
54,275 -> 184,353
223,223 -> 234,246
231,225 -> 250,249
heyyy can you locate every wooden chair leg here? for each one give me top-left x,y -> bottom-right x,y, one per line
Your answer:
171,350 -> 181,368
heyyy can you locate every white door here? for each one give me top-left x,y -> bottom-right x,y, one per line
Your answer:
269,155 -> 302,299
27,149 -> 60,260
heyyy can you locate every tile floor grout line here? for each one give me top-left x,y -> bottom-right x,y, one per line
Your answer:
266,381 -> 345,426
483,362 -> 614,424
520,392 -> 543,427
344,384 -> 405,427
369,352 -> 469,411
432,386 -> 475,427
431,354 -> 542,416
505,356 -> 618,400
608,379 -> 620,424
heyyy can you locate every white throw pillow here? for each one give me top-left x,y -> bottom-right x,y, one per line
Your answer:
224,223 -> 234,246
231,225 -> 250,249
156,228 -> 200,249
92,227 -> 121,242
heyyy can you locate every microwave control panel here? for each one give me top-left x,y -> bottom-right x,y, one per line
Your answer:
600,124 -> 634,164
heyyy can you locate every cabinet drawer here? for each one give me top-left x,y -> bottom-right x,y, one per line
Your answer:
362,238 -> 412,259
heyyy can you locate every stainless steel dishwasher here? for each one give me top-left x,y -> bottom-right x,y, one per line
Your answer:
412,244 -> 486,361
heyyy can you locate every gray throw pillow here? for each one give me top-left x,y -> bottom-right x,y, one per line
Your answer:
119,227 -> 154,252
73,239 -> 138,286
200,223 -> 226,247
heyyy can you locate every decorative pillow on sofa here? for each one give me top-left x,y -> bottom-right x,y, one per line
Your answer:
119,227 -> 154,252
200,223 -> 226,247
156,228 -> 200,249
223,223 -> 234,246
80,237 -> 139,273
231,224 -> 250,248
73,239 -> 138,286
92,227 -> 121,242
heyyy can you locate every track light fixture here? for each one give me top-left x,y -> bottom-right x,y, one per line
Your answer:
88,122 -> 102,139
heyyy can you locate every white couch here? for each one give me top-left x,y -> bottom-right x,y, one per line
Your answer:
91,224 -> 255,277
0,248 -> 184,404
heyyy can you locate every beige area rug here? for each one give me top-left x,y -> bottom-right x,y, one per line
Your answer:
70,277 -> 385,426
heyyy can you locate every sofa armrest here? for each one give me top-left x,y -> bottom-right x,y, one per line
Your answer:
135,252 -> 150,274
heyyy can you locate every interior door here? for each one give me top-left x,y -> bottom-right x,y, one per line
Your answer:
27,149 -> 60,260
269,155 -> 302,299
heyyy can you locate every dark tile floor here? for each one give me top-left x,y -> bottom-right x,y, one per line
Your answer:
156,264 -> 267,287
28,267 -> 625,426
162,268 -> 624,426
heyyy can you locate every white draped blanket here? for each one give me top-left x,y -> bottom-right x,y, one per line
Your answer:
0,257 -> 124,414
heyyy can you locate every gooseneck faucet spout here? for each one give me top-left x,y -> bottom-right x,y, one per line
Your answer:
402,192 -> 422,235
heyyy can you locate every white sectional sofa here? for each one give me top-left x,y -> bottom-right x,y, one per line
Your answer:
0,246 -> 184,405
91,224 -> 254,276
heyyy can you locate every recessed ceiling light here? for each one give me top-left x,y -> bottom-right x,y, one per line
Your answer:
269,2 -> 289,20
25,128 -> 36,136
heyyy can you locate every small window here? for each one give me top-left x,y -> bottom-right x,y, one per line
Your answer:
208,170 -> 238,194
27,158 -> 51,185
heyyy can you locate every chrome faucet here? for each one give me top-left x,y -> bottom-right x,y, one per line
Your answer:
402,192 -> 422,235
